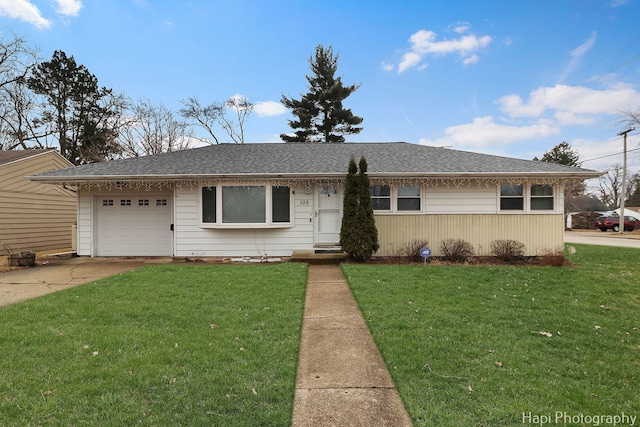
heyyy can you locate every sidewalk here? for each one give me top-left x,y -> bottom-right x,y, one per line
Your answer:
291,265 -> 412,427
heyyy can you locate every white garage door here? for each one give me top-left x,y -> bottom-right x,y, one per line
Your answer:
95,195 -> 173,256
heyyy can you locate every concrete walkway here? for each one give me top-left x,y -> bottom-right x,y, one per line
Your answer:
292,265 -> 412,427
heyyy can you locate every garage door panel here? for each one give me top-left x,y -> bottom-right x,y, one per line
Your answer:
96,195 -> 173,256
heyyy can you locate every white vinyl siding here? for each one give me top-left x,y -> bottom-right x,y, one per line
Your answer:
74,181 -> 566,258
425,186 -> 497,213
175,186 -> 313,257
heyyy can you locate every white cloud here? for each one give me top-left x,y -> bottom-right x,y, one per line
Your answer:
420,81 -> 640,155
254,101 -> 287,117
419,116 -> 560,149
380,62 -> 394,72
53,0 -> 82,16
0,0 -> 82,28
611,0 -> 629,7
498,83 -> 640,122
398,51 -> 423,73
451,21 -> 471,34
397,28 -> 492,73
0,0 -> 51,29
558,31 -> 597,82
462,54 -> 479,65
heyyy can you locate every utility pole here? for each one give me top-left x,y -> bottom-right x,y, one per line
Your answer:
618,128 -> 635,234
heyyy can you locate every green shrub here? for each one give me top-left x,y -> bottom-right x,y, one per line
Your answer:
339,156 -> 379,262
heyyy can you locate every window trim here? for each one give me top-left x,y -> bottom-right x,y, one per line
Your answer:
371,184 -> 423,214
199,184 -> 294,228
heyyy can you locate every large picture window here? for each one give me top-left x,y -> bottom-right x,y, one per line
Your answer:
222,186 -> 266,223
201,185 -> 292,227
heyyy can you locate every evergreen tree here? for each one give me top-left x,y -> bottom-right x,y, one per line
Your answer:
27,50 -> 123,164
534,141 -> 586,214
281,45 -> 363,143
534,141 -> 581,166
340,155 -> 379,262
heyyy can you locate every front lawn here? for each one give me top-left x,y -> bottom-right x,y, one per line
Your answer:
0,263 -> 307,426
343,244 -> 640,426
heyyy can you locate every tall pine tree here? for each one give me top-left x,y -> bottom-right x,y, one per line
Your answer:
340,155 -> 379,261
27,50 -> 123,164
281,45 -> 363,143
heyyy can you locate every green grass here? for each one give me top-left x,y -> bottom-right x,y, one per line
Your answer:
0,263 -> 307,426
343,245 -> 640,426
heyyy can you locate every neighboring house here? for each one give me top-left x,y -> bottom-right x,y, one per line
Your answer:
1,149 -> 77,255
30,142 -> 601,258
565,194 -> 608,229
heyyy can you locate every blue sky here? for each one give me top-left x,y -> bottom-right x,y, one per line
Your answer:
1,0 -> 640,175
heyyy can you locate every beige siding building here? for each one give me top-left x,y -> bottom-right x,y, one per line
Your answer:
0,150 -> 76,254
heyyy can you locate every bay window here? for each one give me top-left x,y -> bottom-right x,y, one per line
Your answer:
201,185 -> 292,227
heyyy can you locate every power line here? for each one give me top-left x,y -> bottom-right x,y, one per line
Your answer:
581,146 -> 640,163
561,35 -> 640,84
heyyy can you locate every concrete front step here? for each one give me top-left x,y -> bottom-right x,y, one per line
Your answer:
290,250 -> 348,264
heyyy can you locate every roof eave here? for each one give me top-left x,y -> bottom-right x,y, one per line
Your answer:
29,169 -> 603,184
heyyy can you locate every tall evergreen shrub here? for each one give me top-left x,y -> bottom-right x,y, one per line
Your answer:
340,155 -> 379,261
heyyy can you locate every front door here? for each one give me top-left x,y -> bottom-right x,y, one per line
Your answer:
315,185 -> 342,246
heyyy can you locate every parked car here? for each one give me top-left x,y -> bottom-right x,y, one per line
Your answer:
594,216 -> 640,232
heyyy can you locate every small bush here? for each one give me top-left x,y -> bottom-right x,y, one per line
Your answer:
396,240 -> 430,263
440,238 -> 474,263
490,239 -> 525,263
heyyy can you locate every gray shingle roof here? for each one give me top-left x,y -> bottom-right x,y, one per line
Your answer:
30,142 -> 600,181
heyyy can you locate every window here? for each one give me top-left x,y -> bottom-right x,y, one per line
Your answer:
102,199 -> 113,206
500,184 -> 524,210
370,184 -> 421,212
120,199 -> 131,206
272,186 -> 291,222
202,187 -> 216,223
371,185 -> 391,210
156,199 -> 168,206
222,186 -> 266,223
200,185 -> 292,227
530,184 -> 554,210
138,199 -> 149,206
397,185 -> 420,211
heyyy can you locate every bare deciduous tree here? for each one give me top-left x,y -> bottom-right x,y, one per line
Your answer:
597,166 -> 626,209
118,99 -> 194,157
179,95 -> 253,144
0,35 -> 41,150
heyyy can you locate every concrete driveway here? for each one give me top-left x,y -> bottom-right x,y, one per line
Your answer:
0,254 -> 173,307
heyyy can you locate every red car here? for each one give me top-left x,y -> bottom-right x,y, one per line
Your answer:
594,216 -> 640,232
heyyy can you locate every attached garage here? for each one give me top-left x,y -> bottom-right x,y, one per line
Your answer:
95,194 -> 173,256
